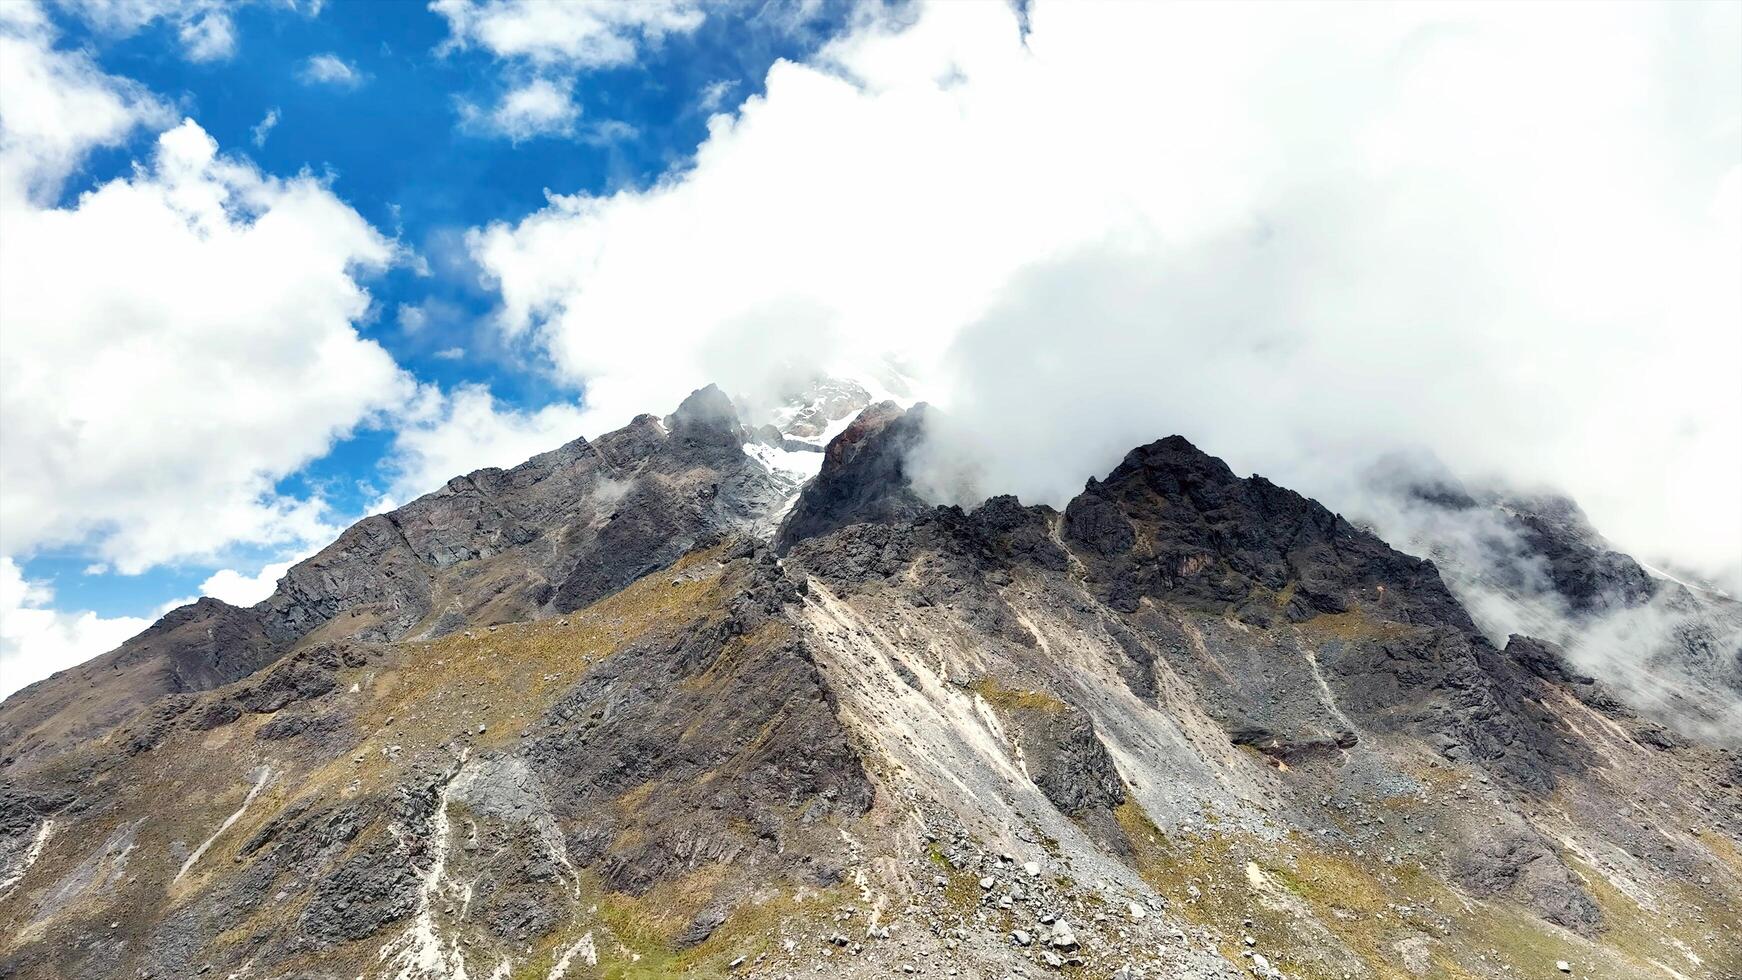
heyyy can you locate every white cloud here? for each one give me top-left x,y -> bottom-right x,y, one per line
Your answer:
0,557 -> 151,699
697,79 -> 738,113
0,4 -> 169,203
433,0 -> 703,140
0,117 -> 413,573
376,384 -> 587,508
250,106 -> 279,147
50,0 -> 315,62
459,76 -> 579,140
467,1 -> 1742,586
197,558 -> 295,607
175,7 -> 234,61
1,11 -> 415,577
431,0 -> 703,69
300,52 -> 364,88
397,301 -> 427,332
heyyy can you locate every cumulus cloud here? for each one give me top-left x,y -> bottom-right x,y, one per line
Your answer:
375,384 -> 587,509
431,0 -> 703,68
0,557 -> 150,699
0,13 -> 415,577
0,3 -> 169,203
458,77 -> 579,141
52,0 -> 322,62
300,52 -> 364,88
197,558 -> 296,607
467,1 -> 1742,587
174,7 -> 235,61
433,0 -> 703,140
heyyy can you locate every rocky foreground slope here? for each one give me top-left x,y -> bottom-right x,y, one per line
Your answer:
0,386 -> 1737,980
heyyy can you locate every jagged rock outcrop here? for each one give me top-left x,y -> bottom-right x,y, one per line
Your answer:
774,400 -> 932,552
1,393 -> 1738,980
0,386 -> 790,772
1368,456 -> 1742,741
0,597 -> 274,771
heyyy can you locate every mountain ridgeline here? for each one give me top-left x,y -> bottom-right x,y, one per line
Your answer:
1,383 -> 1737,980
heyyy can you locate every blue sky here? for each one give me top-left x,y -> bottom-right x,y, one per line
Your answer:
54,0 -> 852,431
2,1 -> 1737,697
5,1 -> 857,628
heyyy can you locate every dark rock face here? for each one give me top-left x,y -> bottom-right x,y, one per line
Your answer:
775,402 -> 932,552
1056,437 -> 1606,789
1008,704 -> 1125,816
548,388 -> 780,611
530,558 -> 873,894
1451,819 -> 1602,934
1496,492 -> 1657,615
0,386 -> 789,771
3,386 -> 1738,980
1065,436 -> 1477,632
117,644 -> 369,757
294,820 -> 419,946
0,598 -> 272,772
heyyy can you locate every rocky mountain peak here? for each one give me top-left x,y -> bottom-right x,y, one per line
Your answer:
666,382 -> 741,431
3,383 -> 1739,980
774,400 -> 932,552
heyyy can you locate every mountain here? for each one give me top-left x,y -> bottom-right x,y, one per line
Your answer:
1360,454 -> 1742,742
1,387 -> 1737,980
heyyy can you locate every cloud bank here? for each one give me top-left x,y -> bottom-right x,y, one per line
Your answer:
376,384 -> 587,509
0,557 -> 150,698
0,7 -> 412,583
469,1 -> 1742,587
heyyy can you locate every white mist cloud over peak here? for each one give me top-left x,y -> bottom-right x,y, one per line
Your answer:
469,0 -> 1742,585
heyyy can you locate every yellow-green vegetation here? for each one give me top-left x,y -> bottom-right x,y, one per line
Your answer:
1111,798 -> 1729,980
1560,854 -> 1742,980
1703,832 -> 1742,878
971,677 -> 1067,715
581,865 -> 854,978
1274,581 -> 1299,607
1297,609 -> 1417,644
938,865 -> 987,913
328,549 -> 731,796
1243,581 -> 1300,610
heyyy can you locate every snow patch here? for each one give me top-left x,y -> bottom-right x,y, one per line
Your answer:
743,441 -> 825,482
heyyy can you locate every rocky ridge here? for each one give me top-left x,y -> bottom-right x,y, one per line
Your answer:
0,388 -> 1737,980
